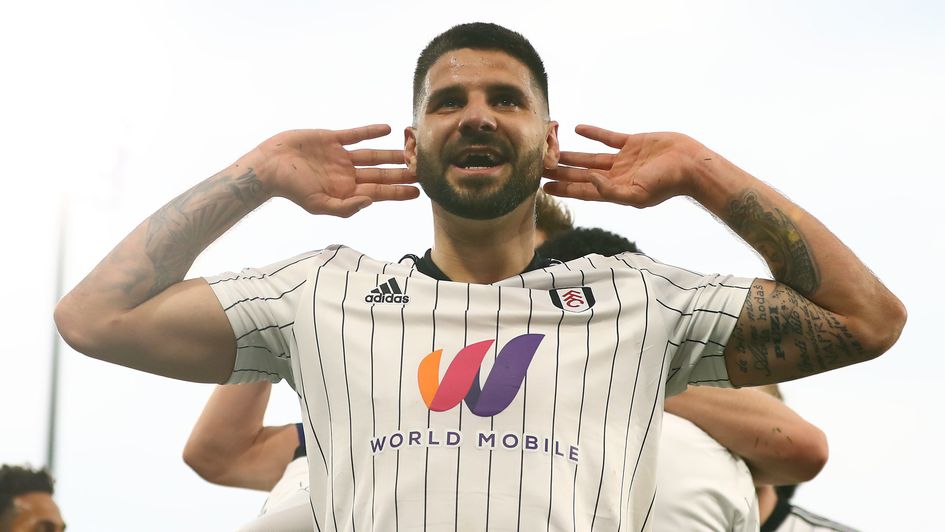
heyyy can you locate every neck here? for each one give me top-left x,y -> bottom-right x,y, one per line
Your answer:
429,197 -> 537,284
756,485 -> 778,524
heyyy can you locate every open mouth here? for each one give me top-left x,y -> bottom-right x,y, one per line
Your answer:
452,149 -> 508,172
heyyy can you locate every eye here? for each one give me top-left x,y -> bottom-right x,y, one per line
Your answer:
495,95 -> 520,108
435,97 -> 463,111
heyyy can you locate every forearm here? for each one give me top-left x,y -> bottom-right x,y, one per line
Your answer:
688,150 -> 906,384
665,386 -> 828,485
56,157 -> 268,355
185,382 -> 272,466
184,382 -> 298,491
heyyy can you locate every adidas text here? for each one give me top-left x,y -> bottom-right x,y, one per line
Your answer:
364,293 -> 410,304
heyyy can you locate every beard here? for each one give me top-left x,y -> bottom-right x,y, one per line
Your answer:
416,137 -> 544,220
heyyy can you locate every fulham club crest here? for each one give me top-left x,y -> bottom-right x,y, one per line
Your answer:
549,287 -> 596,313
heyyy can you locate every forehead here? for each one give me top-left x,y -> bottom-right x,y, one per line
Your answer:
12,492 -> 62,521
423,48 -> 538,97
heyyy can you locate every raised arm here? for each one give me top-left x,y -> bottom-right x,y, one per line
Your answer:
183,382 -> 299,491
54,125 -> 418,382
664,386 -> 827,485
544,125 -> 906,386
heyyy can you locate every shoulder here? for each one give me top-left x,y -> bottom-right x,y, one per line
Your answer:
785,505 -> 861,532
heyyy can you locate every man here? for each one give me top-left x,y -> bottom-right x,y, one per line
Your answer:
183,190 -> 576,529
184,226 -> 825,530
56,22 -> 905,530
0,465 -> 66,532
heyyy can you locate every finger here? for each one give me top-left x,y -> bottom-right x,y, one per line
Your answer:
350,149 -> 406,166
542,181 -> 605,202
355,167 -> 417,184
543,166 -> 596,182
335,124 -> 392,145
355,183 -> 421,202
558,151 -> 615,170
575,124 -> 627,149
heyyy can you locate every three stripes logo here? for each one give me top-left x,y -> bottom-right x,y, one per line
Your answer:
417,334 -> 544,417
364,278 -> 410,304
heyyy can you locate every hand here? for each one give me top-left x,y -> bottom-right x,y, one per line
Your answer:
543,125 -> 703,208
251,124 -> 419,217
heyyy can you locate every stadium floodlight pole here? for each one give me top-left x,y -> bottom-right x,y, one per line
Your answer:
46,196 -> 68,474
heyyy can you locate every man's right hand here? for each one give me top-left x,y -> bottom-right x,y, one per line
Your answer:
56,124 -> 418,383
249,125 -> 419,217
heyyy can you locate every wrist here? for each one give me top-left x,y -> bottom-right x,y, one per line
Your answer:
234,147 -> 277,201
686,146 -> 753,216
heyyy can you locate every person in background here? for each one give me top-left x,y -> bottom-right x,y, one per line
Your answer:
538,228 -> 828,531
754,385 -> 859,532
0,465 -> 65,532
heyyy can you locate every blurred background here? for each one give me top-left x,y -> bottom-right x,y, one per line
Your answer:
2,0 -> 942,529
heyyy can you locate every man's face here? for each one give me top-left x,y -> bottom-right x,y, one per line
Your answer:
8,492 -> 65,532
406,48 -> 559,220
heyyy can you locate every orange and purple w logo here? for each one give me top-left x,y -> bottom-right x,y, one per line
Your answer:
417,334 -> 544,417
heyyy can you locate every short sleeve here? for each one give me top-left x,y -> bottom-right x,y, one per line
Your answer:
204,250 -> 324,386
617,254 -> 753,395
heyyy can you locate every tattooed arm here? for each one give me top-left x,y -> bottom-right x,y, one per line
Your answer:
544,126 -> 906,386
55,125 -> 417,382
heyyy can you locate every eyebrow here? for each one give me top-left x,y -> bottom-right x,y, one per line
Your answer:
425,83 -> 532,109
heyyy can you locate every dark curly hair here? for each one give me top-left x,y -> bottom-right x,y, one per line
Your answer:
536,226 -> 640,262
0,465 -> 55,519
413,22 -> 549,118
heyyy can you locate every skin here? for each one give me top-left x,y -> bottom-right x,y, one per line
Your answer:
183,381 -> 298,491
664,386 -> 827,485
7,492 -> 65,532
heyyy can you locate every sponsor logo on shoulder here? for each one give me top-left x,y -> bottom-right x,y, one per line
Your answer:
549,287 -> 595,313
365,278 -> 410,304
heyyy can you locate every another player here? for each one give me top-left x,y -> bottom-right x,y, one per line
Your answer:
56,22 -> 906,530
539,228 -> 829,532
0,465 -> 66,532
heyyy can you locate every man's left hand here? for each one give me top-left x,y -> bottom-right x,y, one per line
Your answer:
543,125 -> 705,208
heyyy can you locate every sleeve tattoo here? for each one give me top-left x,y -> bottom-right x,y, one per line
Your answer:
726,190 -> 865,380
137,168 -> 265,298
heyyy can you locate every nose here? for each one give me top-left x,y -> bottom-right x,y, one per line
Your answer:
458,97 -> 497,134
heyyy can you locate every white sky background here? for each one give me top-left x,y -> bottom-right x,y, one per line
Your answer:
2,0 -> 943,530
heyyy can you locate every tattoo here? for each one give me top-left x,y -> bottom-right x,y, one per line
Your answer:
135,168 -> 264,298
730,280 -> 867,382
729,190 -> 820,295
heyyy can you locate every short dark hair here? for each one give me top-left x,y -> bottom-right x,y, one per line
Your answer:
537,227 -> 640,262
413,22 -> 549,117
775,484 -> 798,503
0,465 -> 55,519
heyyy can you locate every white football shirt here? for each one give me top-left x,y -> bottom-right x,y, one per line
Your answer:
207,245 -> 752,531
651,413 -> 759,531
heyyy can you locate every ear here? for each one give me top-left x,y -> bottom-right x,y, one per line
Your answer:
404,127 -> 418,173
543,121 -> 560,169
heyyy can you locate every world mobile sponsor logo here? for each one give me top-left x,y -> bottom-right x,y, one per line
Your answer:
371,333 -> 581,463
417,333 -> 543,417
369,429 -> 579,463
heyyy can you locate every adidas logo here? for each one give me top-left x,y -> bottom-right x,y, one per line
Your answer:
364,278 -> 410,304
